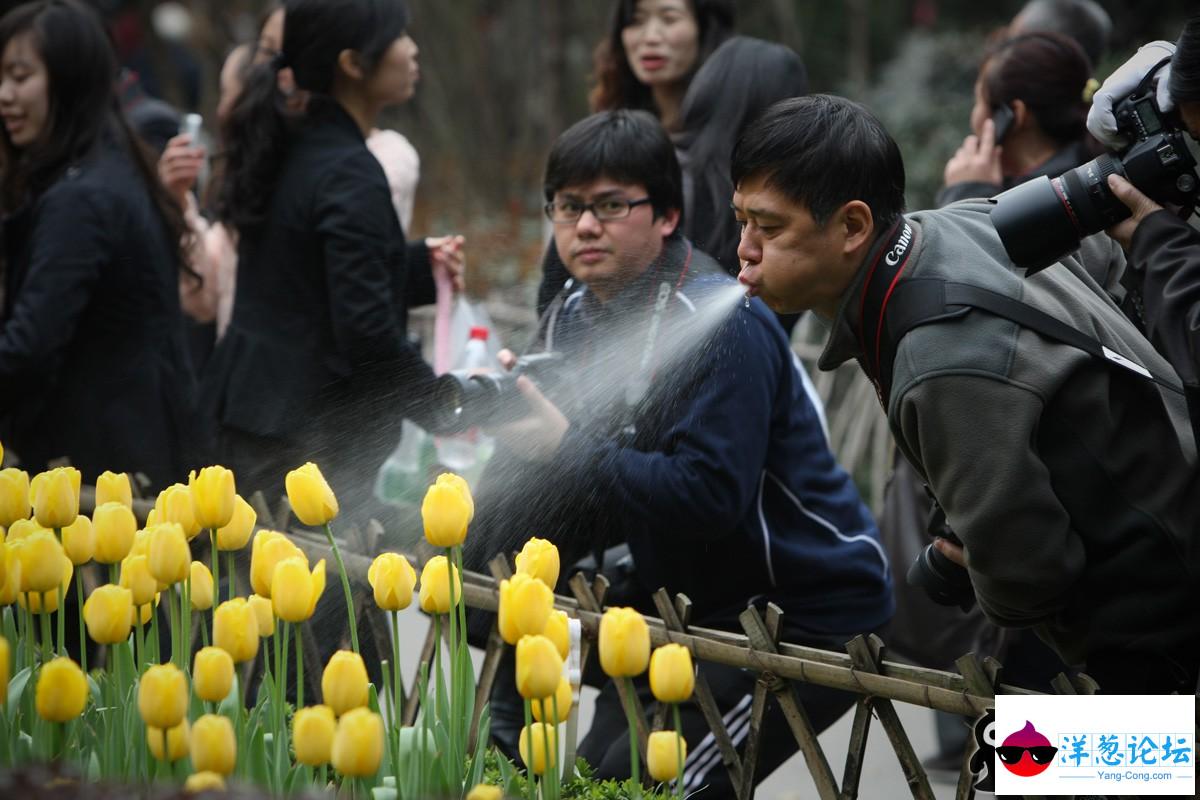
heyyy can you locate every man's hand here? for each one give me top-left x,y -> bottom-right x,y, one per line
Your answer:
485,376 -> 568,462
427,234 -> 466,292
943,119 -> 1003,188
158,133 -> 205,206
1105,174 -> 1163,250
933,537 -> 967,568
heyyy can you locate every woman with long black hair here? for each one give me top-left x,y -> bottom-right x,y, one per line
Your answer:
206,0 -> 443,517
0,0 -> 197,487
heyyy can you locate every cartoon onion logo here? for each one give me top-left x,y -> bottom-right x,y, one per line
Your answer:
996,721 -> 1057,777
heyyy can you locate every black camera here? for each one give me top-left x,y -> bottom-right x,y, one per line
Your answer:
991,69 -> 1200,274
906,499 -> 976,611
433,352 -> 563,428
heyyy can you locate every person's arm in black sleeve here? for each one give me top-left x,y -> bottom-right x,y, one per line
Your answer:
537,239 -> 572,317
1128,209 -> 1200,386
404,239 -> 435,307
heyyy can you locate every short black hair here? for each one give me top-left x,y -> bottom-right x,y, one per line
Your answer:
543,110 -> 683,217
1012,0 -> 1112,67
730,94 -> 906,230
1170,16 -> 1200,106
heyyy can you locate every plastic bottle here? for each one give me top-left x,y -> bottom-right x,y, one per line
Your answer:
435,326 -> 494,473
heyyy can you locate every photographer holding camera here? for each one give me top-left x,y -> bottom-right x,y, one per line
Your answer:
1084,18 -> 1200,447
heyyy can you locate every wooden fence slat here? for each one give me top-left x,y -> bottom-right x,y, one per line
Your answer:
839,696 -> 874,800
469,555 -> 513,754
737,605 -> 783,800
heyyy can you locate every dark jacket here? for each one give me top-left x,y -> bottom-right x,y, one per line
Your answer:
203,102 -> 440,495
481,235 -> 893,633
0,123 -> 197,487
935,139 -> 1094,207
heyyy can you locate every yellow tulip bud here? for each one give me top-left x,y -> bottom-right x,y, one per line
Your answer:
543,609 -> 570,660
0,544 -> 21,606
190,561 -> 214,611
11,529 -> 65,593
598,607 -> 650,678
292,704 -> 336,766
193,646 -> 235,703
0,636 -> 9,705
147,720 -> 190,762
147,523 -> 190,586
466,784 -> 503,800
0,468 -> 30,527
367,552 -> 416,611
93,503 -> 137,564
216,494 -> 256,551
62,514 -> 94,565
420,473 -> 473,547
191,713 -> 237,775
285,462 -> 339,527
649,643 -> 694,704
248,594 -> 274,638
6,518 -> 41,541
155,483 -> 200,540
145,508 -> 160,527
18,565 -> 70,614
498,572 -> 553,646
184,771 -> 226,792
418,555 -> 461,615
128,527 -> 153,560
249,529 -> 306,598
138,663 -> 189,730
188,466 -> 236,530
531,675 -> 573,725
331,707 -> 384,777
647,731 -> 687,782
515,537 -> 560,589
515,634 -> 562,700
83,584 -> 133,645
36,657 -> 88,722
95,471 -> 133,508
120,554 -> 158,607
272,557 -> 325,623
517,722 -> 558,776
213,598 -> 260,663
30,466 -> 80,529
321,649 -> 369,717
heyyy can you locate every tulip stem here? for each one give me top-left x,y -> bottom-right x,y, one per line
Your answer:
109,563 -> 118,585
673,704 -> 685,798
524,699 -> 535,800
57,586 -> 65,657
74,577 -> 87,673
444,546 -> 459,773
295,622 -> 304,709
227,551 -> 236,601
621,677 -> 642,795
150,594 -> 161,664
40,608 -> 52,664
182,577 -> 191,672
322,523 -> 359,655
391,610 -> 403,720
209,529 -> 219,639
200,618 -> 209,648
279,620 -> 292,788
539,698 -> 558,800
136,618 -> 145,674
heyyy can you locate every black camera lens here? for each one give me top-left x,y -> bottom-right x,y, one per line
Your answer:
906,540 -> 976,611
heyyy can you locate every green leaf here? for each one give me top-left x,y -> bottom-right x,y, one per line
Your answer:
246,725 -> 271,788
86,674 -> 102,708
218,674 -> 241,718
284,762 -> 309,793
6,666 -> 32,716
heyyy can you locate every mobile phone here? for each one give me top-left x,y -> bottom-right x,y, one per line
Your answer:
180,113 -> 203,142
990,105 -> 1014,145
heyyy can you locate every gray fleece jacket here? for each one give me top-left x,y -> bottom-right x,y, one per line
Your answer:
819,199 -> 1200,667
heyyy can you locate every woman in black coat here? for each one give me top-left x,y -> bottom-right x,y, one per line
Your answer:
0,0 -> 196,488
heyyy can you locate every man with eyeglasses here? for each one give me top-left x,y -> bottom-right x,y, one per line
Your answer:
469,110 -> 894,795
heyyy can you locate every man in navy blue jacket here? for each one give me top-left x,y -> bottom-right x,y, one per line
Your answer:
474,109 -> 892,795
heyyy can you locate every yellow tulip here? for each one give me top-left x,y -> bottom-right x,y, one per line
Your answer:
0,545 -> 21,606
11,529 -> 65,593
367,552 -> 417,611
188,466 -> 236,530
517,722 -> 558,776
132,598 -> 156,627
285,462 -> 339,526
248,594 -> 274,638
155,483 -> 201,540
193,646 -> 235,703
216,494 -> 256,551
647,731 -> 687,782
95,470 -> 133,508
420,473 -> 473,547
83,584 -> 133,645
418,555 -> 461,615
649,643 -> 694,704
0,636 -> 9,704
128,527 -> 154,560
272,556 -> 326,622
93,502 -> 137,564
190,561 -> 214,611
147,719 -> 190,762
147,522 -> 190,586
516,634 -> 562,700
120,554 -> 158,607
213,597 -> 260,662
36,657 -> 88,721
293,704 -> 336,766
598,607 -> 650,678
0,468 -> 30,527
184,772 -> 226,792
18,560 -> 70,614
467,784 -> 503,800
146,508 -> 160,527
531,674 -> 573,724
6,518 -> 41,541
543,609 -> 570,660
331,707 -> 384,777
498,572 -> 553,645
249,529 -> 306,598
515,537 -> 560,589
192,713 -> 237,775
138,663 -> 189,730
321,649 -> 369,717
62,514 -> 94,565
30,466 -> 80,529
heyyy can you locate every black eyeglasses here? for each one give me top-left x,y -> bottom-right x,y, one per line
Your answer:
544,197 -> 652,224
995,746 -> 1058,765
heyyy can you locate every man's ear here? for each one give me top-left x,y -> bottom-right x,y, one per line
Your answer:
1011,98 -> 1029,133
656,207 -> 681,238
839,200 -> 875,254
336,49 -> 365,82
